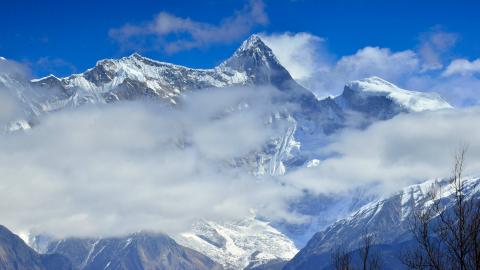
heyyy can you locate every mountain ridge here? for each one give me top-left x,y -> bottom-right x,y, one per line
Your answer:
284,177 -> 480,270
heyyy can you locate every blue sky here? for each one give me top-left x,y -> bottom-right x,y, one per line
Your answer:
1,0 -> 479,77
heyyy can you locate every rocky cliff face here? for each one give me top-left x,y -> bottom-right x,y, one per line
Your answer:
45,232 -> 223,270
0,225 -> 72,270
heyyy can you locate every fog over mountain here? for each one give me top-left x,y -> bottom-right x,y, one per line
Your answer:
1,34 -> 479,270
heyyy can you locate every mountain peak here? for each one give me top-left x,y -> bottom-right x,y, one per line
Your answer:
125,52 -> 151,63
238,34 -> 265,51
224,34 -> 279,65
129,52 -> 143,59
218,34 -> 296,87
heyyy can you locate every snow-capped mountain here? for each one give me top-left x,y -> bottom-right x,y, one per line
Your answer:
336,76 -> 452,119
28,35 -> 310,110
284,177 -> 480,270
2,35 -> 455,269
174,217 -> 298,270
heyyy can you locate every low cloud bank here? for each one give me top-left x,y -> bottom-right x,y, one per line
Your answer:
2,79 -> 480,238
0,87 -> 300,237
284,107 -> 480,195
2,46 -> 480,239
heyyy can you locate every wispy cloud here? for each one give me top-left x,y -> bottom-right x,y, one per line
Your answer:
418,29 -> 458,71
0,58 -> 31,126
109,0 -> 268,53
33,57 -> 77,77
0,57 -> 31,79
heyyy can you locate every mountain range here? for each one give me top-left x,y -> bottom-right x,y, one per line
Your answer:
0,34 -> 457,270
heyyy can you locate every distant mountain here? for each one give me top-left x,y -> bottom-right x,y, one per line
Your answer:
44,232 -> 222,270
336,76 -> 452,119
283,177 -> 480,270
0,225 -> 72,270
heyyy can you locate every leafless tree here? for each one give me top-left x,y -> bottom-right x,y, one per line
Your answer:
403,146 -> 480,270
332,231 -> 382,270
332,247 -> 353,270
360,232 -> 382,270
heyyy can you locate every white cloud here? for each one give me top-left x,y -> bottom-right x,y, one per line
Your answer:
283,107 -> 480,195
0,58 -> 31,127
333,46 -> 419,83
262,31 -> 480,106
313,46 -> 420,98
0,87 -> 301,238
3,30 -> 480,240
109,0 -> 268,53
260,32 -> 331,81
0,57 -> 30,80
0,90 -> 24,127
443,58 -> 480,76
261,32 -> 421,97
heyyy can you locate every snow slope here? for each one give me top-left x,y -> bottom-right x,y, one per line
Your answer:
175,217 -> 298,270
285,177 -> 480,269
344,76 -> 452,112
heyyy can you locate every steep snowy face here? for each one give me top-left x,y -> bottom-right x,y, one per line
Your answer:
31,54 -> 247,108
284,177 -> 480,270
220,35 -> 291,87
174,217 -> 298,270
337,77 -> 452,119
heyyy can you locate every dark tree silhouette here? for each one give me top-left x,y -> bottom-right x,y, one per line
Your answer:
332,231 -> 382,270
403,147 -> 480,270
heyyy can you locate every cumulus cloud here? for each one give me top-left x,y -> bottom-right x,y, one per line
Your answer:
332,47 -> 419,85
311,46 -> 421,98
0,86 -> 301,238
109,0 -> 268,53
443,58 -> 480,76
283,107 -> 480,195
261,32 -> 422,97
262,31 -> 480,106
260,32 -> 331,82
